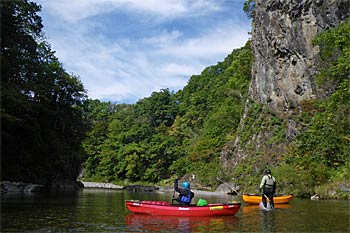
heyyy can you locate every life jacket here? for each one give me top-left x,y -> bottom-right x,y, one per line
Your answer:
180,189 -> 192,204
264,175 -> 275,188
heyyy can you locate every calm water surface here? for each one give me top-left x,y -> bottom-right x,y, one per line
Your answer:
1,189 -> 349,232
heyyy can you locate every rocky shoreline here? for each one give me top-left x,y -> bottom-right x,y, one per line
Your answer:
2,179 -> 348,200
0,180 -> 86,193
1,180 -> 233,197
80,181 -> 235,196
1,181 -> 46,193
81,181 -> 123,189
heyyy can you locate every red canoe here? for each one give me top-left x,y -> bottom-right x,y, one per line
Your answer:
125,200 -> 241,217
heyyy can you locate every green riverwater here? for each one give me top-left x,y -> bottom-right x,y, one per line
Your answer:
1,189 -> 349,232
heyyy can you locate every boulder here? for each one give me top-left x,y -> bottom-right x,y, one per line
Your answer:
81,181 -> 123,189
215,182 -> 240,195
0,181 -> 45,193
124,185 -> 159,192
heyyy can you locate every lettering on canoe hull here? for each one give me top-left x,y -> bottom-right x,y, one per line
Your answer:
178,207 -> 190,210
209,206 -> 224,210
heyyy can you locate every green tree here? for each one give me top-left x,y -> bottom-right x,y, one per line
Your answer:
81,42 -> 253,186
312,18 -> 350,85
81,100 -> 118,178
1,0 -> 87,187
243,0 -> 256,19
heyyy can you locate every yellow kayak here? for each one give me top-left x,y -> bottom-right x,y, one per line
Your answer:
242,194 -> 293,204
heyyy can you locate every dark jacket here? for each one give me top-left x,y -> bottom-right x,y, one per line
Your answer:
174,179 -> 194,205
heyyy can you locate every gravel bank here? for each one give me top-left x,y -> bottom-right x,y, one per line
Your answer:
81,181 -> 235,197
81,181 -> 123,189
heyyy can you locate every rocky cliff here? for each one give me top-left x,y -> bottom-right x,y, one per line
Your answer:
221,0 -> 350,174
250,0 -> 349,115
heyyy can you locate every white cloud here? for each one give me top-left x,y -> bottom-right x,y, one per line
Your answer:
37,0 -> 221,22
142,30 -> 183,46
35,0 -> 251,103
159,63 -> 198,77
157,24 -> 249,59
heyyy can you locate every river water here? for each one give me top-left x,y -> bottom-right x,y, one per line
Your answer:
1,189 -> 349,232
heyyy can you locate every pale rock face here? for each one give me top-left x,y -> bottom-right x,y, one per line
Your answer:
220,0 -> 350,169
250,0 -> 350,115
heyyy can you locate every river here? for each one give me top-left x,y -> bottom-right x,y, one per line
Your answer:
1,189 -> 349,232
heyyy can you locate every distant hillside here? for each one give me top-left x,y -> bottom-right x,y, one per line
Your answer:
82,42 -> 253,187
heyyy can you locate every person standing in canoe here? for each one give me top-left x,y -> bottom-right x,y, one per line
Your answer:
174,178 -> 194,206
259,169 -> 276,208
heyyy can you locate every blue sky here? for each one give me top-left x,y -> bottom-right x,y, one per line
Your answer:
34,0 -> 251,103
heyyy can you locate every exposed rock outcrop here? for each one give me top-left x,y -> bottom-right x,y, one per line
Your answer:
123,185 -> 159,192
221,0 -> 350,171
0,180 -> 85,193
250,0 -> 349,115
215,182 -> 240,195
0,181 -> 46,193
82,181 -> 123,189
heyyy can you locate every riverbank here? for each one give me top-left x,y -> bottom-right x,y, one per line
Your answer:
80,181 -> 233,196
3,180 -> 347,199
0,180 -> 83,193
80,181 -> 350,200
0,180 -> 229,196
82,181 -> 123,189
0,181 -> 46,193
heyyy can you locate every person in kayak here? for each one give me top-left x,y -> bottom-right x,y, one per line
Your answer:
174,178 -> 194,206
259,169 -> 276,208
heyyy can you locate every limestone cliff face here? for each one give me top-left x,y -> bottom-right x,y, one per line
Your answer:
220,0 -> 350,171
250,0 -> 350,115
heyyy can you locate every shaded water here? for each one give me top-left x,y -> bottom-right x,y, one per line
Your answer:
1,189 -> 349,232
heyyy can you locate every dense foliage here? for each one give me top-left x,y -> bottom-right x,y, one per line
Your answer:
1,0 -> 87,186
82,43 -> 253,186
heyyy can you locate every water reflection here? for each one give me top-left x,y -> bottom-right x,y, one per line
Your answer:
260,210 -> 276,233
242,204 -> 292,214
125,213 -> 239,232
239,203 -> 294,232
2,190 -> 349,232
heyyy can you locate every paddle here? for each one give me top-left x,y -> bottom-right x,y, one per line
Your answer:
261,192 -> 273,209
262,192 -> 270,202
172,187 -> 176,204
216,177 -> 241,195
172,177 -> 178,205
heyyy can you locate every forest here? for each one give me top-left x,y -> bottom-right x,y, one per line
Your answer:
1,0 -> 87,186
81,42 -> 253,187
1,0 -> 349,197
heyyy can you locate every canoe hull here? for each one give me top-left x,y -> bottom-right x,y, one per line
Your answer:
125,200 -> 241,217
242,194 -> 293,204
